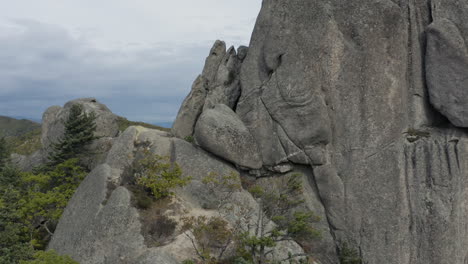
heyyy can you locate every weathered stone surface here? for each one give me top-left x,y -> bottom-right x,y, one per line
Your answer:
49,131 -> 178,264
10,150 -> 47,172
237,46 -> 248,61
41,98 -> 119,151
171,75 -> 208,139
172,40 -> 244,139
49,168 -> 178,264
203,47 -> 242,110
202,40 -> 227,83
194,104 -> 262,169
51,1 -> 468,263
172,138 -> 240,208
426,19 -> 468,127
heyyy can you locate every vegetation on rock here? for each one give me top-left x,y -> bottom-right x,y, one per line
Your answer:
339,243 -> 362,264
134,150 -> 191,199
0,105 -> 94,263
47,104 -> 97,167
19,250 -> 78,264
182,172 -> 319,264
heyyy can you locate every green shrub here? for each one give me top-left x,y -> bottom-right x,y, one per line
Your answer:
19,250 -> 78,264
127,185 -> 153,209
134,150 -> 191,199
184,135 -> 194,143
47,104 -> 97,168
339,243 -> 361,264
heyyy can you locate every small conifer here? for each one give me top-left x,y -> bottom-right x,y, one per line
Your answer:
48,104 -> 97,167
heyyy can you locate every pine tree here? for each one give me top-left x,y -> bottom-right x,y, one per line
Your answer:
0,137 -> 9,171
48,104 -> 97,167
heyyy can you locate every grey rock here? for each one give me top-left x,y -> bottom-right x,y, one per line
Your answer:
236,95 -> 289,166
42,98 -> 119,151
203,46 -> 242,110
426,18 -> 468,127
50,133 -> 179,264
171,75 -> 208,139
194,104 -> 262,169
237,46 -> 248,61
202,40 -> 227,83
82,137 -> 114,171
49,166 -> 177,264
172,138 -> 240,209
276,124 -> 309,165
10,150 -> 47,172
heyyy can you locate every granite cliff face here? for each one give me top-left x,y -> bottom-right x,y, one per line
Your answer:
49,1 -> 468,263
172,1 -> 468,263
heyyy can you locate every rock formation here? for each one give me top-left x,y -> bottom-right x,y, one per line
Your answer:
49,0 -> 468,263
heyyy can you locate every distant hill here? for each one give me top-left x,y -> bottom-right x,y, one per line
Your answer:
0,116 -> 42,155
0,116 -> 41,137
116,117 -> 171,132
152,122 -> 173,129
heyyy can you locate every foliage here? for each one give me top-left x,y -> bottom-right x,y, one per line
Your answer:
182,215 -> 234,262
184,135 -> 194,143
183,172 -> 319,264
134,150 -> 191,199
19,159 -> 87,248
8,128 -> 42,155
48,104 -> 97,167
19,250 -> 78,264
0,159 -> 86,262
339,243 -> 361,264
116,116 -> 170,133
0,136 -> 9,170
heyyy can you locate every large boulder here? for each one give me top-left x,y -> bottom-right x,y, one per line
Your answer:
426,18 -> 468,127
48,164 -> 178,264
194,104 -> 262,169
41,98 -> 119,151
49,126 -> 177,264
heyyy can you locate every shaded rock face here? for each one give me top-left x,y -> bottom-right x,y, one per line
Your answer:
426,18 -> 468,127
170,1 -> 468,264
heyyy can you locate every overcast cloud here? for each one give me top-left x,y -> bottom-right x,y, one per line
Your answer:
0,0 -> 261,124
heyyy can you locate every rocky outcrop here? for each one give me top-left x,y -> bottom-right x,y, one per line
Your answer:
426,19 -> 468,127
50,0 -> 468,263
172,41 -> 244,139
50,126 -> 307,263
167,1 -> 468,263
49,127 -> 179,264
194,104 -> 262,169
42,98 -> 119,151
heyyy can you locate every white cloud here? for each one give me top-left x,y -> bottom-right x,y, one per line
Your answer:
0,0 -> 262,123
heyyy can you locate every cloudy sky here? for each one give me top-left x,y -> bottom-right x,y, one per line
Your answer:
0,0 -> 262,125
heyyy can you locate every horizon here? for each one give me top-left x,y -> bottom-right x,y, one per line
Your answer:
0,0 -> 262,124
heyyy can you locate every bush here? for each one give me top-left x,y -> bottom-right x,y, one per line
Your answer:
19,250 -> 78,264
339,243 -> 361,264
184,136 -> 194,143
134,150 -> 191,199
182,215 -> 234,263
